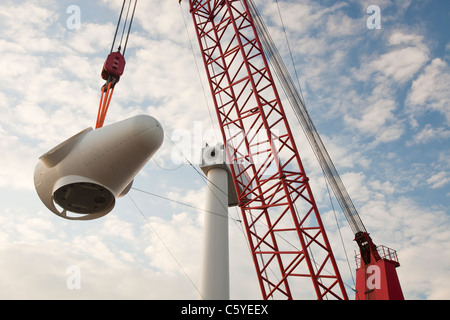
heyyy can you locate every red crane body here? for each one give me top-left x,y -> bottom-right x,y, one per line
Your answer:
354,232 -> 404,300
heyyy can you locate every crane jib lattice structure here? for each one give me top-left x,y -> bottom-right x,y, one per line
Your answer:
188,0 -> 348,300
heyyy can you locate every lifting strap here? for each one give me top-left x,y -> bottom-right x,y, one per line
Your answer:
95,0 -> 138,129
96,81 -> 115,129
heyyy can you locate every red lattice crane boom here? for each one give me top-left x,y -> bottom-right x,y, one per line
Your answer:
188,0 -> 348,300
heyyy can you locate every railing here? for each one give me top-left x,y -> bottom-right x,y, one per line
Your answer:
355,245 -> 400,268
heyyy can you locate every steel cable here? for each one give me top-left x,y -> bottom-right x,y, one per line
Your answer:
247,0 -> 366,235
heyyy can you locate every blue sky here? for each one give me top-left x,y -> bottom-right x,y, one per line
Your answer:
0,0 -> 449,300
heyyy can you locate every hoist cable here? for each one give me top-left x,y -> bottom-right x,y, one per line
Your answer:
274,0 -> 356,289
245,1 -> 361,296
123,0 -> 138,55
119,0 -> 132,51
324,173 -> 356,287
247,0 -> 367,235
274,0 -> 305,104
110,0 -> 126,53
96,0 -> 137,129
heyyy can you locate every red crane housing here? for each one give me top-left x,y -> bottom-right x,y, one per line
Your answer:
354,232 -> 404,300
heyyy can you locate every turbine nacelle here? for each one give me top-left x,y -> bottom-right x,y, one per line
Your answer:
34,115 -> 164,220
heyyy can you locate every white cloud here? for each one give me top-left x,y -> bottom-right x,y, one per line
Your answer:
0,241 -> 198,299
325,12 -> 361,37
0,127 -> 40,190
387,199 -> 450,299
333,30 -> 435,145
99,214 -> 137,243
407,58 -> 450,123
354,31 -> 429,84
0,1 -> 63,53
408,124 -> 450,146
427,171 -> 450,190
346,98 -> 395,134
66,22 -> 114,54
343,96 -> 405,145
260,0 -> 347,36
370,46 -> 428,83
372,122 -> 405,145
388,32 -> 424,47
142,212 -> 202,276
368,179 -> 396,195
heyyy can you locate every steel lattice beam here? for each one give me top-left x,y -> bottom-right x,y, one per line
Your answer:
189,0 -> 348,300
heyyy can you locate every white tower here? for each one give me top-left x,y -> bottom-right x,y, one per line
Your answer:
199,144 -> 237,300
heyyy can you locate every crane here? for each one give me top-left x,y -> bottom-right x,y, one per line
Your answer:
84,0 -> 402,300
244,0 -> 404,300
186,0 -> 403,300
187,0 -> 346,300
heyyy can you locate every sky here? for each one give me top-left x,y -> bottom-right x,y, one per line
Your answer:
0,0 -> 449,300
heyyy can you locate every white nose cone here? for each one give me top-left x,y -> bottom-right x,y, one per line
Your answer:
34,115 -> 164,220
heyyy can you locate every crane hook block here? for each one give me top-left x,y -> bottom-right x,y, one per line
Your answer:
101,51 -> 126,83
